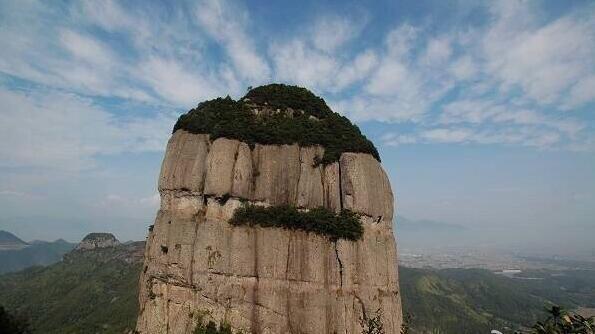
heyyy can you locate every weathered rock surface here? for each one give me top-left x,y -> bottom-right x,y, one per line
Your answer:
136,130 -> 402,333
75,233 -> 120,251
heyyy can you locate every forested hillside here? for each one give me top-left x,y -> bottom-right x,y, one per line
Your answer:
1,244 -> 593,333
0,243 -> 143,334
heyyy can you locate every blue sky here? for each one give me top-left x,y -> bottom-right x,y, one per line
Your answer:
0,0 -> 594,251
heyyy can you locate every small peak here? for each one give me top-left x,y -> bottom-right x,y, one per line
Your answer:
76,232 -> 120,251
0,230 -> 29,250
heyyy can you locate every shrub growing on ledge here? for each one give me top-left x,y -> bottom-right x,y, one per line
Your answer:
228,205 -> 363,241
193,321 -> 232,334
172,84 -> 380,165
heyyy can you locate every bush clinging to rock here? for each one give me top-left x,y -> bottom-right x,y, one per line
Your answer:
228,204 -> 363,241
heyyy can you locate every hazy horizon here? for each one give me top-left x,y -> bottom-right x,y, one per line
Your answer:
1,0 -> 594,255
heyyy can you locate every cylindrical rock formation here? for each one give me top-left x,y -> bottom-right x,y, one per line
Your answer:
136,85 -> 402,333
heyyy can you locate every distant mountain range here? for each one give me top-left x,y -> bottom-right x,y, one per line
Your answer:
0,230 -> 75,274
0,230 -> 29,250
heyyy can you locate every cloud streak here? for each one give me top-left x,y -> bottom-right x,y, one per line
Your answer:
0,87 -> 175,170
0,0 -> 593,169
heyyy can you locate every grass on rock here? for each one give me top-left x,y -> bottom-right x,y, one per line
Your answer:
229,204 -> 363,241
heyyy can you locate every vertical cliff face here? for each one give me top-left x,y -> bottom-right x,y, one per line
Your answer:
136,86 -> 402,333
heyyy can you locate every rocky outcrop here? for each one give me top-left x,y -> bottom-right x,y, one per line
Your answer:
136,130 -> 402,333
75,233 -> 120,251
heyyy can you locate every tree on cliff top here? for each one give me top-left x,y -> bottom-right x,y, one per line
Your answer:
173,84 -> 380,165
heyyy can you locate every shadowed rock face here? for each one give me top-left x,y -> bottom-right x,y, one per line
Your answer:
136,130 -> 402,333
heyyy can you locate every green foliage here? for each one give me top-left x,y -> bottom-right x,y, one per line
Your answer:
361,309 -> 385,334
0,246 -> 142,334
513,269 -> 595,308
172,84 -> 380,165
526,305 -> 595,334
0,306 -> 32,334
400,267 -> 551,333
229,204 -> 363,241
244,83 -> 333,118
193,321 -> 232,334
400,267 -> 595,334
401,313 -> 412,334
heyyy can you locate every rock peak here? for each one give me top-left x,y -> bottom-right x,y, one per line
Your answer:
136,85 -> 401,333
76,232 -> 119,251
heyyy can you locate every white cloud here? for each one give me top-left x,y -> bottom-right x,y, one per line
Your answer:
440,98 -> 584,139
565,75 -> 595,109
339,25 -> 455,122
384,126 -> 566,150
354,3 -> 594,149
0,16 -> 153,103
449,56 -> 477,81
60,30 -> 114,67
270,40 -> 339,90
483,2 -> 595,106
420,37 -> 452,67
334,92 -> 429,123
195,0 -> 270,82
354,26 -> 431,121
0,88 -> 175,170
0,0 -> 593,154
137,56 -> 222,106
0,1 -> 239,107
269,14 -> 372,92
78,0 -> 143,33
366,58 -> 411,96
381,133 -> 417,147
421,128 -> 472,143
311,16 -> 363,53
334,50 -> 378,90
385,24 -> 418,58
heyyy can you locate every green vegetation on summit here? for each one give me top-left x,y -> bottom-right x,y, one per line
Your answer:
229,205 -> 363,241
243,84 -> 333,118
173,83 -> 379,165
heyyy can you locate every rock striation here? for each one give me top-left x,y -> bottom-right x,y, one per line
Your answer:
136,89 -> 402,333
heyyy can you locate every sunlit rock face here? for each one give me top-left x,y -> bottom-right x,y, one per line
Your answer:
136,129 -> 402,333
